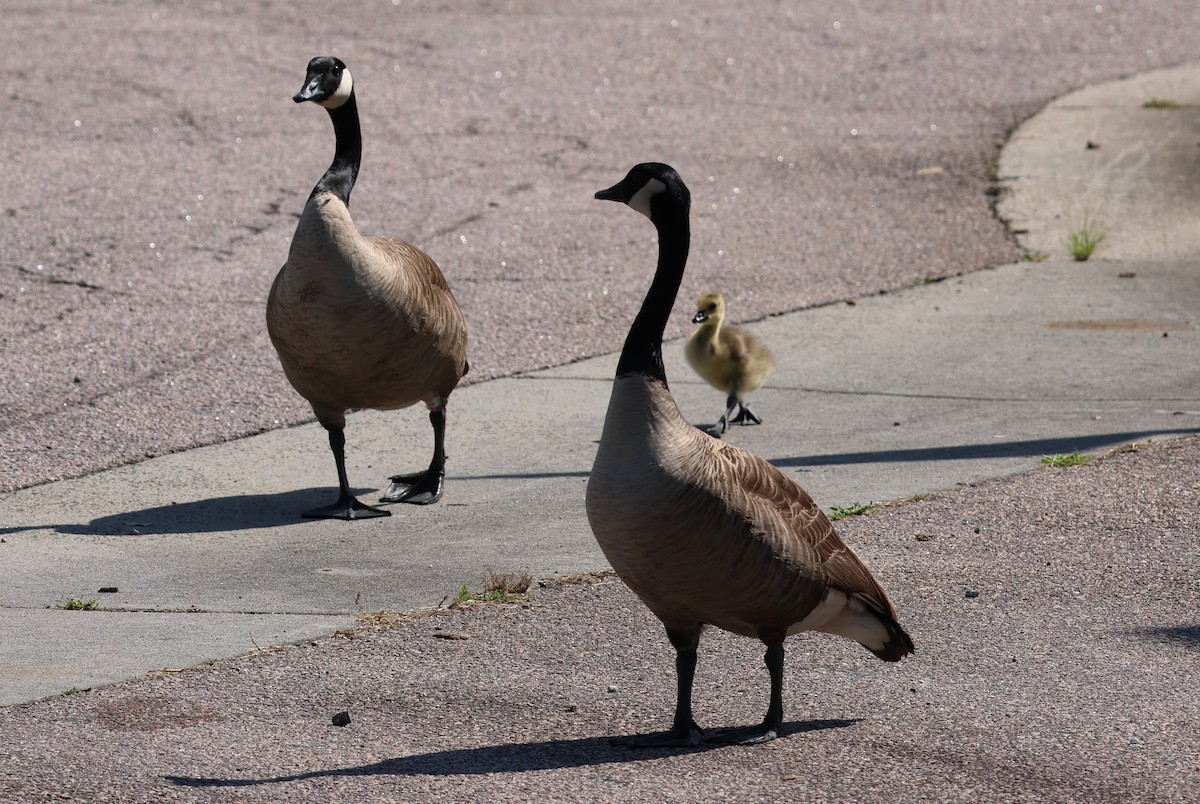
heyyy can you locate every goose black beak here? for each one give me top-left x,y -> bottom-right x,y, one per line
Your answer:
293,75 -> 323,103
595,185 -> 624,203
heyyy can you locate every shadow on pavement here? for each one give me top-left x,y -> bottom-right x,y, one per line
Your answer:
771,428 -> 1200,468
165,718 -> 857,787
1131,625 -> 1200,650
0,488 -> 363,536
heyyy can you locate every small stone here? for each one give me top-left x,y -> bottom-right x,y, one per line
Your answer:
1129,735 -> 1142,745
97,587 -> 119,594
915,532 -> 934,542
565,704 -> 578,713
607,684 -> 619,693
432,631 -> 471,640
965,589 -> 980,598
331,711 -> 351,727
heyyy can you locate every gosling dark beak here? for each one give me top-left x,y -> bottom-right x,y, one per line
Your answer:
692,311 -> 708,324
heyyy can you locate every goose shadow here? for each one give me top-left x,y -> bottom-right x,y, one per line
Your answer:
0,488 -> 381,537
1130,624 -> 1200,650
165,718 -> 858,788
769,428 -> 1200,468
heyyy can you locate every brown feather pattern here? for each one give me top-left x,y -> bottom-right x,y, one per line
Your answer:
266,192 -> 467,428
588,374 -> 911,660
589,162 -> 910,745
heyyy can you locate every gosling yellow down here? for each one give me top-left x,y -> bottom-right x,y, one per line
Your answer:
685,291 -> 775,436
587,163 -> 914,748
266,57 -> 468,520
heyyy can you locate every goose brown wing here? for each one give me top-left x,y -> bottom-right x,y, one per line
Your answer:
366,236 -> 468,373
368,237 -> 455,294
706,439 -> 903,622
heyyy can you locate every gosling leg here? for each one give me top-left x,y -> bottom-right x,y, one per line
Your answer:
706,394 -> 740,437
729,401 -> 764,426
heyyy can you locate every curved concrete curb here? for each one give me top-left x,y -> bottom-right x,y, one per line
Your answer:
997,60 -> 1200,262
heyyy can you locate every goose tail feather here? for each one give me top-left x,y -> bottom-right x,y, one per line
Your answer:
868,610 -> 915,663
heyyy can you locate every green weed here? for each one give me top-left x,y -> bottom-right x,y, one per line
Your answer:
1066,214 -> 1107,261
58,597 -> 98,611
829,502 -> 875,520
451,570 -> 533,606
1042,452 -> 1091,467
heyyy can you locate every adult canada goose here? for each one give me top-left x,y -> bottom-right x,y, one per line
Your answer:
685,291 -> 775,436
587,163 -> 913,747
266,56 -> 468,520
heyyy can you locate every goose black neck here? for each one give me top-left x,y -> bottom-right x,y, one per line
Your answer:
615,211 -> 690,382
310,94 -> 362,206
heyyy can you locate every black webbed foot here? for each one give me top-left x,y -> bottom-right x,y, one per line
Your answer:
612,722 -> 705,749
703,721 -> 779,745
303,494 -> 391,520
380,468 -> 445,505
729,403 -> 763,426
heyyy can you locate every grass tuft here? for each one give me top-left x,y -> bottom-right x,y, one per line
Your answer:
1143,97 -> 1182,109
1066,213 -> 1107,261
451,570 -> 533,607
1042,452 -> 1091,467
57,597 -> 98,611
829,502 -> 875,520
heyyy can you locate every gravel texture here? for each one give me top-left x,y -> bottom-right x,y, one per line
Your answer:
5,1 -> 1200,491
4,3 -> 1200,801
2,437 -> 1197,801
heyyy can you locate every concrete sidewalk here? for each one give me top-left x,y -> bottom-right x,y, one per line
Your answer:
2,62 -> 1200,708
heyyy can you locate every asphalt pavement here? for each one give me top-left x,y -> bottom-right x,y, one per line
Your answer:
1,11 -> 1199,804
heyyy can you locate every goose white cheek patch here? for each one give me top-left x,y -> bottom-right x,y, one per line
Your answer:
628,177 -> 666,219
316,70 -> 354,109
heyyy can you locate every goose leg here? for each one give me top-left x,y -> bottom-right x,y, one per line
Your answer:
380,409 -> 447,505
304,424 -> 391,520
705,394 -> 740,438
729,401 -> 763,426
614,626 -> 705,748
706,637 -> 785,745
